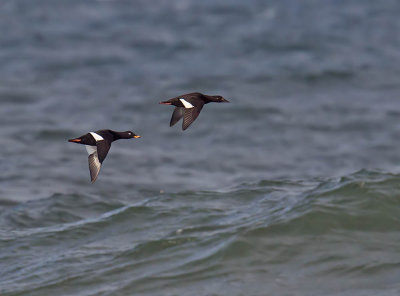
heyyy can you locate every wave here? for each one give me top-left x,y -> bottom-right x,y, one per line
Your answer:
1,170 -> 400,295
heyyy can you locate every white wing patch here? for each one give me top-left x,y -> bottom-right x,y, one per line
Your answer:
89,132 -> 104,141
85,145 -> 97,155
179,98 -> 194,109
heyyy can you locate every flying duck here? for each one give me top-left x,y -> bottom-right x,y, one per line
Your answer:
68,130 -> 140,183
159,92 -> 229,130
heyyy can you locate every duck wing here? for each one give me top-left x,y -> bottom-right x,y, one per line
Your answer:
88,152 -> 101,183
170,107 -> 184,127
95,140 -> 111,163
182,103 -> 204,130
85,140 -> 111,183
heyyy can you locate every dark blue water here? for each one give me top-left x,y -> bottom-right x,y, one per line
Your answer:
1,1 -> 400,295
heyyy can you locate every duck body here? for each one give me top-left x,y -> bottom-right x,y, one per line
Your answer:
68,130 -> 140,183
159,92 -> 229,130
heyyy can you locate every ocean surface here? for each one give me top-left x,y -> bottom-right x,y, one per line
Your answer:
1,0 -> 400,295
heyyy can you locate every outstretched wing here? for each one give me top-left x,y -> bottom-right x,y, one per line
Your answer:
170,107 -> 184,126
182,104 -> 204,130
85,140 -> 110,182
96,140 -> 111,164
88,152 -> 101,183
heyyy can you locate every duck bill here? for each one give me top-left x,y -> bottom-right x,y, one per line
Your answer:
134,135 -> 141,138
68,138 -> 81,143
159,101 -> 172,105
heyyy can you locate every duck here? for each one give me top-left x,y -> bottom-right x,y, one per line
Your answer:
159,92 -> 229,130
68,130 -> 140,183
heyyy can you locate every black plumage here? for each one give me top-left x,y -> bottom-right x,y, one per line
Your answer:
159,92 -> 229,130
68,129 -> 140,183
